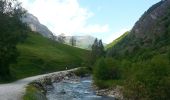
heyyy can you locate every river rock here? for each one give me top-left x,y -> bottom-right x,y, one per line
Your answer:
95,86 -> 123,100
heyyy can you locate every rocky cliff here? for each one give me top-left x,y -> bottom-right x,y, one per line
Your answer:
131,0 -> 170,40
22,13 -> 54,38
107,0 -> 170,57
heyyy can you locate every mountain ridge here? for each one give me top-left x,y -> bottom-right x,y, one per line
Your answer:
107,0 -> 170,56
22,13 -> 54,38
103,1 -> 170,99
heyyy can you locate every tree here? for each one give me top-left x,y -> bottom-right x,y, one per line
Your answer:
98,40 -> 105,57
57,33 -> 65,43
70,36 -> 76,46
0,0 -> 27,80
90,38 -> 99,64
90,38 -> 105,65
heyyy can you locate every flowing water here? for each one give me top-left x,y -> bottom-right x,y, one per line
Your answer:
46,76 -> 115,100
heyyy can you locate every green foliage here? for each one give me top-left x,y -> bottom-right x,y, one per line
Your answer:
23,85 -> 47,100
93,57 -> 121,88
123,55 -> 170,100
106,31 -> 129,49
94,80 -> 112,89
89,38 -> 105,65
0,0 -> 28,81
104,2 -> 170,100
10,33 -> 89,79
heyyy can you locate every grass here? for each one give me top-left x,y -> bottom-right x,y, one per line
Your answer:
10,32 -> 89,79
106,31 -> 129,49
23,85 -> 47,100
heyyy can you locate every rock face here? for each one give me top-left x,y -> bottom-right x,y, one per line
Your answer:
107,0 -> 170,56
22,13 -> 54,38
131,0 -> 170,39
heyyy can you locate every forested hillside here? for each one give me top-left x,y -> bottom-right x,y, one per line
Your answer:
93,0 -> 170,100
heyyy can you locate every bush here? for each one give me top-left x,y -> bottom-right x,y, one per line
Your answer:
124,80 -> 149,100
93,57 -> 120,80
123,55 -> 170,100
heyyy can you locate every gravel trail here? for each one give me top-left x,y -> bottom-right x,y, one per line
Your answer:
0,68 -> 77,100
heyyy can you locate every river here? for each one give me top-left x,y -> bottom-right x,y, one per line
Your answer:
46,76 -> 115,100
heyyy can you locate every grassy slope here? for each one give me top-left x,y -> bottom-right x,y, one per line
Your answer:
106,31 -> 129,49
10,32 -> 89,79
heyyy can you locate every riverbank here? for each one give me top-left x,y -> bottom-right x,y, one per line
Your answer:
25,69 -> 123,100
94,85 -> 123,100
24,68 -> 124,100
0,68 -> 78,100
23,69 -> 79,100
0,67 -> 123,100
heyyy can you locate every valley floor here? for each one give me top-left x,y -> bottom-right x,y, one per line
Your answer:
0,68 -> 77,100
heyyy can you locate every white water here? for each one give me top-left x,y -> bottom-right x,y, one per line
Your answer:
47,76 -> 115,100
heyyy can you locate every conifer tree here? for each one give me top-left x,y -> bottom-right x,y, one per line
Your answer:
90,38 -> 105,65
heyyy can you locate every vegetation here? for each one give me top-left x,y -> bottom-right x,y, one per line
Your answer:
93,58 -> 120,80
93,57 -> 121,88
94,41 -> 170,99
89,38 -> 105,65
106,31 -> 129,49
121,54 -> 170,100
1,0 -> 169,100
0,0 -> 28,81
10,32 -> 89,79
0,0 -> 88,82
23,85 -> 47,100
93,2 -> 170,99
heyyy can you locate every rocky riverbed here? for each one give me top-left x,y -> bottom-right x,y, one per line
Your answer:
26,68 -> 123,100
46,76 -> 115,100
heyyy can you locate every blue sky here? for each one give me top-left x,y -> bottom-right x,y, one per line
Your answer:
20,0 -> 161,43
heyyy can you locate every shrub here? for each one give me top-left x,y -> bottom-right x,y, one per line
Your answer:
123,55 -> 170,100
93,57 -> 120,80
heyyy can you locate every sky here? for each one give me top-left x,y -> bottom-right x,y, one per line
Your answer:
19,0 -> 161,43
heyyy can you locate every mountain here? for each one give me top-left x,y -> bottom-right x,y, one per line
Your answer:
64,35 -> 96,50
10,32 -> 89,79
106,31 -> 129,49
104,1 -> 170,99
107,0 -> 170,57
22,13 -> 103,50
22,13 -> 54,38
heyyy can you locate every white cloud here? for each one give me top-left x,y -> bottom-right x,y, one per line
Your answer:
105,28 -> 130,44
19,0 -> 109,36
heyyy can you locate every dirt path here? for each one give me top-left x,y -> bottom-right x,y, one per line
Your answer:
0,68 -> 77,100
